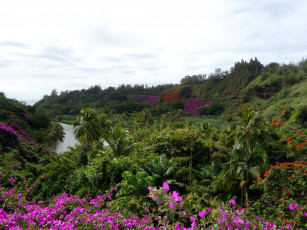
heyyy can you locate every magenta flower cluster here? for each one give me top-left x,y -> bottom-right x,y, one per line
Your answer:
0,123 -> 19,148
132,95 -> 160,106
204,100 -> 212,105
0,177 -> 305,230
6,122 -> 36,147
184,99 -> 205,115
289,203 -> 300,211
183,100 -> 213,115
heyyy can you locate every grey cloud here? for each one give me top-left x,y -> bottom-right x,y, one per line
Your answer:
36,46 -> 81,62
231,0 -> 303,21
0,41 -> 27,48
125,53 -> 158,59
59,82 -> 90,89
98,53 -> 162,73
113,64 -> 164,73
100,53 -> 158,64
100,56 -> 122,62
91,26 -> 129,47
76,67 -> 104,73
121,70 -> 135,75
76,66 -> 114,73
110,65 -> 135,70
74,64 -> 135,75
265,1 -> 296,19
0,60 -> 14,68
141,63 -> 167,72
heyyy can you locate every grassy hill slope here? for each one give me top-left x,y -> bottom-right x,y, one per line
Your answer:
34,58 -> 307,126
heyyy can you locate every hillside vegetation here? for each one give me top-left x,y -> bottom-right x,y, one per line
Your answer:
35,58 -> 307,127
0,58 -> 306,229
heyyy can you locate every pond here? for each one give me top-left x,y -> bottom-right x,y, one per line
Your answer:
55,123 -> 79,153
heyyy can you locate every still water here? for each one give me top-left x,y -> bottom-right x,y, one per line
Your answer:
55,123 -> 78,153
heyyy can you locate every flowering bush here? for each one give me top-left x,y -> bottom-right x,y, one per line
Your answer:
250,132 -> 307,229
0,123 -> 19,149
251,161 -> 307,228
183,100 -> 213,115
281,109 -> 290,119
271,119 -> 285,127
6,122 -> 37,147
271,109 -> 292,127
285,131 -> 306,160
162,90 -> 182,103
0,175 -> 304,229
132,95 -> 160,106
204,101 -> 213,106
183,99 -> 205,115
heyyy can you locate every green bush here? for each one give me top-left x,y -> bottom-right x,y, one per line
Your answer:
31,111 -> 50,129
196,104 -> 224,116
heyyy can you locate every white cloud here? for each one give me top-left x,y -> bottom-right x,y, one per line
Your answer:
0,0 -> 306,100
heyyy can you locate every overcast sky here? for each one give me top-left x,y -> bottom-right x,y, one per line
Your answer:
1,0 -> 306,102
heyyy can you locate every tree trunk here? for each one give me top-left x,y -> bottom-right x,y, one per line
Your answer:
241,183 -> 244,207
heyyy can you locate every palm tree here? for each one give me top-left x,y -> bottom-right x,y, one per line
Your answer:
223,107 -> 271,205
231,107 -> 266,151
73,108 -> 101,149
145,154 -> 186,190
47,123 -> 65,147
230,107 -> 268,150
224,143 -> 268,206
102,125 -> 138,157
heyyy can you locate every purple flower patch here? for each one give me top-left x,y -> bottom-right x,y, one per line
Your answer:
132,95 -> 159,106
0,123 -> 19,148
183,99 -> 205,115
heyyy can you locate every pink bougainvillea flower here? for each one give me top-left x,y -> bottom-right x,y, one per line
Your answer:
171,191 -> 182,202
147,186 -> 153,191
198,211 -> 206,218
169,202 -> 176,211
289,203 -> 299,211
163,182 -> 169,192
230,199 -> 236,206
289,203 -> 295,211
182,212 -> 186,217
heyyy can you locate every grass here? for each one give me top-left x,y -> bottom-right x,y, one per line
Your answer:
59,115 -> 77,125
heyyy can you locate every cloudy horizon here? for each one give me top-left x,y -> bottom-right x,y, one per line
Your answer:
1,0 -> 307,102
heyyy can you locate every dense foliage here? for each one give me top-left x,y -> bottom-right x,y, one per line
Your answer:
0,58 -> 306,229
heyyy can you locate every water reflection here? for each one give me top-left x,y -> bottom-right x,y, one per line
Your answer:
55,123 -> 78,153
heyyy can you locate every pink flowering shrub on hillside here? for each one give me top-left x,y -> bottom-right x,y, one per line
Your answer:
132,95 -> 160,106
0,174 -> 304,229
0,123 -> 19,149
183,100 -> 212,115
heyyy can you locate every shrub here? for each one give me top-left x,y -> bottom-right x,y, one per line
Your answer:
196,103 -> 224,116
31,111 -> 50,129
183,99 -> 205,115
162,90 -> 182,103
0,123 -> 19,149
110,101 -> 149,113
132,95 -> 160,106
179,87 -> 192,98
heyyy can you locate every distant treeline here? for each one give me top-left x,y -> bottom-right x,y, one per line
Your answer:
34,57 -> 307,116
35,84 -> 177,114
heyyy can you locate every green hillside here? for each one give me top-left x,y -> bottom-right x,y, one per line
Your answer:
35,58 -> 307,127
1,58 -> 306,229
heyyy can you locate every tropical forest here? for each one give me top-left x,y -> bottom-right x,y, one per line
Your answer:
0,58 -> 306,229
